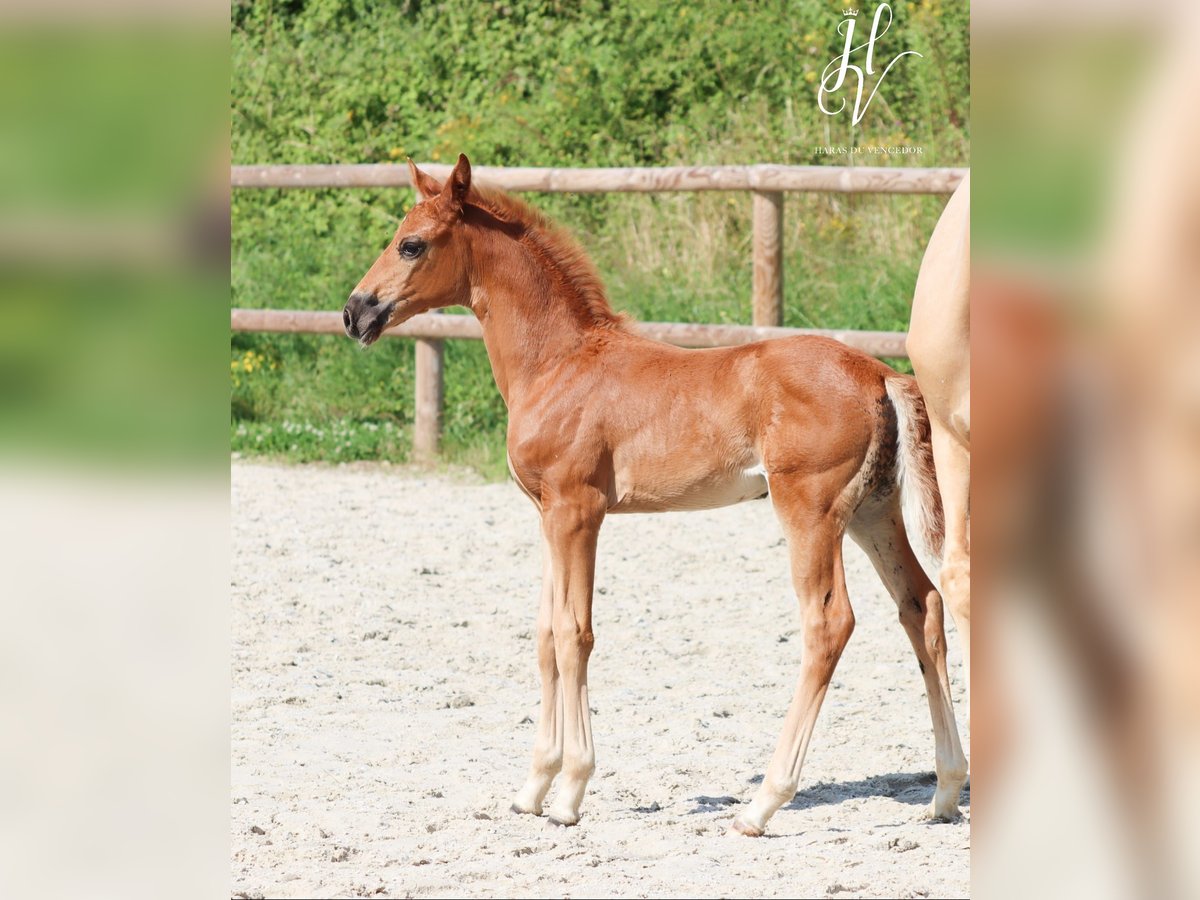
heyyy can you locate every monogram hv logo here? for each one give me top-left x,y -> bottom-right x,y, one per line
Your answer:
819,4 -> 923,126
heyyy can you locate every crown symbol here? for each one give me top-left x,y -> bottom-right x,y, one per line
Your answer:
843,8 -> 859,16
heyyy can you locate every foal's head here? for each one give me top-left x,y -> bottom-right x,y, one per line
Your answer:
343,154 -> 475,346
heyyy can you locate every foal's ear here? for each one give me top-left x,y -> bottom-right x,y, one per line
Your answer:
440,153 -> 472,215
407,158 -> 442,200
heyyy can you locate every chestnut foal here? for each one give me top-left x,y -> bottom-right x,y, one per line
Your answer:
344,154 -> 967,835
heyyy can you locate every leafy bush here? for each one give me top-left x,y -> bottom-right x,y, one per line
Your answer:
232,0 -> 969,474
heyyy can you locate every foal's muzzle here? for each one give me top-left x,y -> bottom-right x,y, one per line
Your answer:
343,293 -> 395,347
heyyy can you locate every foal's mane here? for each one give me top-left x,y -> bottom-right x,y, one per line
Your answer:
465,184 -> 631,332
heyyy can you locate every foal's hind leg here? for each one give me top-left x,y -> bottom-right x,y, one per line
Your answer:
732,492 -> 855,837
932,425 -> 970,723
850,501 -> 968,819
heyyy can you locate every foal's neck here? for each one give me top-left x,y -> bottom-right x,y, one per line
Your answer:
466,223 -> 615,407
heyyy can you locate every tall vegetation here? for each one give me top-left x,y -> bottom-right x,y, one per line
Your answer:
232,0 -> 970,476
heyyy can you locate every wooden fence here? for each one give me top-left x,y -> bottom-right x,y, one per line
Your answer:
231,163 -> 966,459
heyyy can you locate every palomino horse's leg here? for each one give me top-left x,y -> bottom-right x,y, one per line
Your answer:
732,494 -> 854,837
850,503 -> 969,820
511,538 -> 563,816
931,426 -> 971,723
539,492 -> 605,826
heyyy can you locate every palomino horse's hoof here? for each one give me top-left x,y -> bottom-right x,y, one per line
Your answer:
922,803 -> 963,823
546,814 -> 579,828
729,816 -> 765,837
510,802 -> 541,817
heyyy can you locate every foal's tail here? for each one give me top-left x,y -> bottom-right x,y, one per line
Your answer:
884,376 -> 945,591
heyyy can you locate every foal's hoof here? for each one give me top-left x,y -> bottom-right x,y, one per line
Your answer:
546,811 -> 580,828
729,815 -> 764,837
510,802 -> 541,817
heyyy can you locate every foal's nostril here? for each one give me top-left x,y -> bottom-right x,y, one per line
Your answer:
343,292 -> 381,340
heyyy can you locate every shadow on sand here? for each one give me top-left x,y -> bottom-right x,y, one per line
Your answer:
674,771 -> 970,816
783,770 -> 970,812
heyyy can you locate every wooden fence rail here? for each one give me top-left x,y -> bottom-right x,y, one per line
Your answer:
231,162 -> 965,194
230,308 -> 908,356
232,163 -> 965,459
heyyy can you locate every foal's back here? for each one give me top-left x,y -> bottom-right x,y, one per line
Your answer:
507,331 -> 897,515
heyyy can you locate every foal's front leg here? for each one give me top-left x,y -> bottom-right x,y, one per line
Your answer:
511,539 -> 561,816
540,495 -> 604,826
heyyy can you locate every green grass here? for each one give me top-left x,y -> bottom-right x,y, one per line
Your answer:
231,417 -> 409,462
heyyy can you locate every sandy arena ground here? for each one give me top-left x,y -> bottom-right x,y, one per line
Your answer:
232,460 -> 970,898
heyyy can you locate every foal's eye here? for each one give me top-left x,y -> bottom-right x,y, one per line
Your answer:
398,239 -> 426,259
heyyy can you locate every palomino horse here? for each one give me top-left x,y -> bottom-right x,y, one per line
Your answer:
343,154 -> 967,835
907,173 -> 970,720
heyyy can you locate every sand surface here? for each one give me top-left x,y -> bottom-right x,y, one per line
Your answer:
232,461 -> 969,898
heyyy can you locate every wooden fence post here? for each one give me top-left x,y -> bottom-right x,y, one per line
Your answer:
413,329 -> 444,462
751,190 -> 784,327
408,164 -> 446,462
